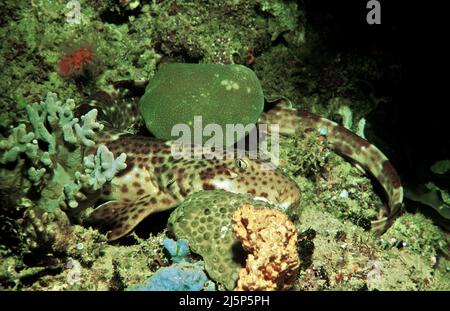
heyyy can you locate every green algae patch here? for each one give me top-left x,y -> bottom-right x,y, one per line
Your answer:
139,63 -> 264,145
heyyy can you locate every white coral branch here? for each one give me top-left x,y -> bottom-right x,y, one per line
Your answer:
74,109 -> 105,147
82,144 -> 127,190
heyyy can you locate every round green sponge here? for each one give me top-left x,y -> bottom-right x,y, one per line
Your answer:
139,63 -> 264,145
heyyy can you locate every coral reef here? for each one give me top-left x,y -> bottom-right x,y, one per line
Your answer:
137,0 -> 304,64
0,92 -> 127,212
0,0 -> 448,293
168,190 -> 275,290
381,213 -> 449,260
0,124 -> 36,164
275,135 -> 449,291
2,91 -> 103,157
0,93 -> 90,213
1,231 -> 169,290
232,204 -> 300,291
139,63 -> 264,144
279,134 -> 382,230
0,91 -> 128,290
280,128 -> 331,178
291,204 -> 450,291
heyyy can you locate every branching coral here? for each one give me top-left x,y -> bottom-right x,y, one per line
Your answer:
59,142 -> 127,208
73,110 -> 104,147
1,92 -> 104,168
26,92 -> 104,151
59,143 -> 127,208
0,92 -> 123,211
77,144 -> 127,191
0,124 -> 37,164
232,204 -> 300,291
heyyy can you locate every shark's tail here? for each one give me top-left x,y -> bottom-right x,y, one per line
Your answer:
259,100 -> 404,234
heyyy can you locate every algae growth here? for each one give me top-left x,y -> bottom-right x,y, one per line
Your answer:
0,0 -> 448,291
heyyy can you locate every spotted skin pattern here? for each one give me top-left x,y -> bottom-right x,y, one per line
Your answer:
85,90 -> 403,240
85,132 -> 301,240
259,101 -> 404,233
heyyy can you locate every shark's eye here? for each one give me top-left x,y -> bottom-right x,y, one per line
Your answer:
166,179 -> 176,189
235,158 -> 248,170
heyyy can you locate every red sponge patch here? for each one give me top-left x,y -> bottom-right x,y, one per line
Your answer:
57,46 -> 94,78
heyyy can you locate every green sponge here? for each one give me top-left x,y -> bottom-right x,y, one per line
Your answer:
139,63 -> 264,145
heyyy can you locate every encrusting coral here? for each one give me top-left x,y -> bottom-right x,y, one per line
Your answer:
168,190 -> 276,290
232,204 -> 300,291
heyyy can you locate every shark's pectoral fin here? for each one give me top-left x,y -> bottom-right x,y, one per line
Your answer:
85,194 -> 176,241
